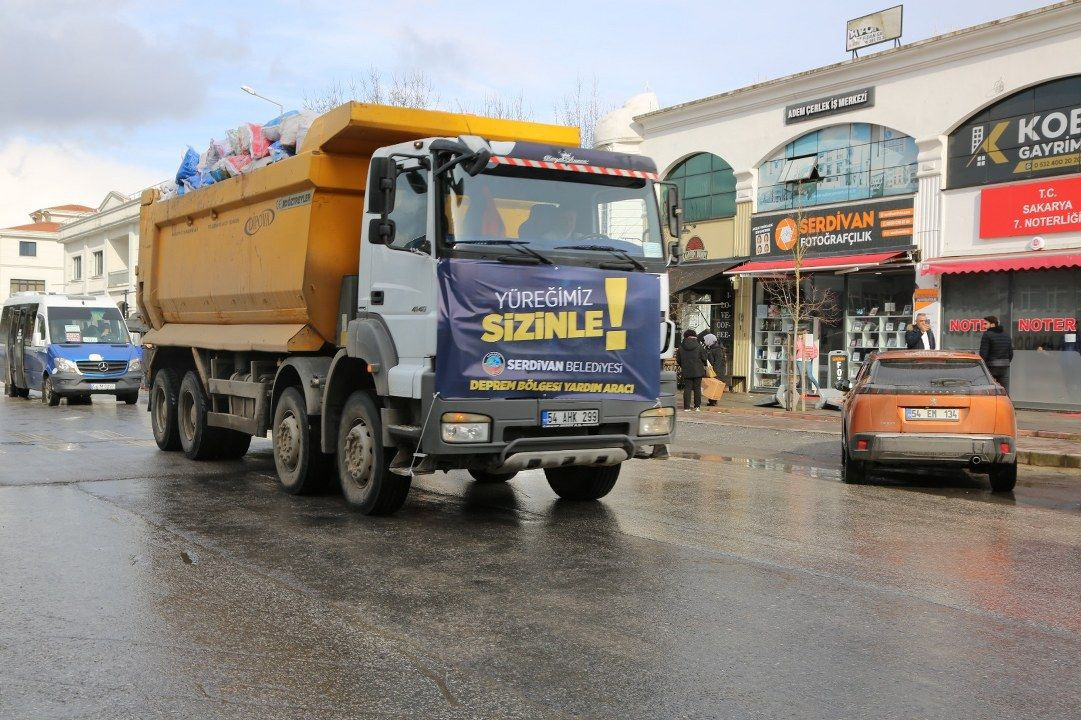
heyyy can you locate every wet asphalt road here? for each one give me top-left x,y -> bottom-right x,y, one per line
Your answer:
1,392 -> 1079,719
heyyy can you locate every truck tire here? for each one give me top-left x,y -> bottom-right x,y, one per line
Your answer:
177,371 -> 249,460
42,376 -> 61,406
273,387 -> 333,494
468,469 -> 518,484
151,368 -> 182,451
544,464 -> 620,501
336,390 -> 411,514
989,462 -> 1017,493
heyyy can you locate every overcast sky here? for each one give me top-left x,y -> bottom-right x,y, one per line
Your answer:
0,0 -> 1055,227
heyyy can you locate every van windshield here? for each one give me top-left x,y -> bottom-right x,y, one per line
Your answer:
47,307 -> 129,345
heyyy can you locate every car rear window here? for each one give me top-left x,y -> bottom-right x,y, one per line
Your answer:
870,359 -> 992,388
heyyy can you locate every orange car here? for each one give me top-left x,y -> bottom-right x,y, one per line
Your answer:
840,350 -> 1017,491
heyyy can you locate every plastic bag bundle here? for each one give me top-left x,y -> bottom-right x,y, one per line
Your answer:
175,146 -> 200,184
241,122 -> 270,159
225,153 -> 253,177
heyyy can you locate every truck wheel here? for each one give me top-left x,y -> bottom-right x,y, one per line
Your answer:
151,368 -> 182,451
989,462 -> 1017,493
544,464 -> 620,501
336,391 -> 411,514
42,376 -> 61,406
216,431 -> 252,460
469,469 -> 517,484
273,387 -> 333,494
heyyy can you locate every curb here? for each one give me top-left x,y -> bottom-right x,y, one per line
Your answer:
1017,449 -> 1081,469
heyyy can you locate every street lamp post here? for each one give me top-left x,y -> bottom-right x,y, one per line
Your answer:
240,85 -> 284,117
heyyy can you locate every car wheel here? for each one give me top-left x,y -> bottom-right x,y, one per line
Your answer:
468,469 -> 518,484
336,391 -> 411,514
150,368 -> 182,451
842,444 -> 867,484
42,375 -> 61,406
272,387 -> 334,494
989,462 -> 1017,493
545,464 -> 620,500
119,391 -> 139,405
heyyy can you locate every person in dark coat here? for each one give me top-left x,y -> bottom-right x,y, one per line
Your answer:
702,333 -> 727,406
905,312 -> 937,349
979,315 -> 1014,393
675,329 -> 709,411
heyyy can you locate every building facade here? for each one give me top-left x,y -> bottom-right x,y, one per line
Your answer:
59,192 -> 140,313
1,205 -> 94,298
597,2 -> 1081,409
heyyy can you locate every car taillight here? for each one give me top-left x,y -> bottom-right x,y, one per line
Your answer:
857,439 -> 869,450
999,441 -> 1011,453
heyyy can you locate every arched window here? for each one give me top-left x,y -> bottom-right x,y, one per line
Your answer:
757,123 -> 917,213
948,74 -> 1081,188
665,153 -> 736,222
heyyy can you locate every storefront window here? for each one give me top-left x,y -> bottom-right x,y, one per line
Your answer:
665,153 -> 736,223
941,273 -> 1010,350
758,123 -> 917,212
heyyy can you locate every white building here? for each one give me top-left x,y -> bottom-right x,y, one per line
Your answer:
599,1 -> 1081,410
1,205 -> 94,298
59,191 -> 140,312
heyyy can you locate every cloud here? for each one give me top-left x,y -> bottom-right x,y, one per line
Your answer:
0,0 -> 221,131
0,137 -> 163,228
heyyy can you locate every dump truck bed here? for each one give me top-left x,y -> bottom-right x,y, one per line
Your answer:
137,103 -> 579,353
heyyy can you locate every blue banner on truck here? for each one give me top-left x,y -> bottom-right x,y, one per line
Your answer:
436,259 -> 660,401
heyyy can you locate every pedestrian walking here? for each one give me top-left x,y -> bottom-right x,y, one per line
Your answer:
675,329 -> 708,411
702,333 -> 727,406
905,312 -> 937,349
793,333 -> 820,395
979,315 -> 1014,393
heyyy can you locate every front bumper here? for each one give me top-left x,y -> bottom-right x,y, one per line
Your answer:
49,372 -> 142,396
416,371 -> 677,472
850,432 -> 1016,466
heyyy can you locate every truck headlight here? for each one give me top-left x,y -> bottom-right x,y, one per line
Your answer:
441,412 -> 491,443
54,357 -> 80,375
128,357 -> 142,372
638,407 -> 674,436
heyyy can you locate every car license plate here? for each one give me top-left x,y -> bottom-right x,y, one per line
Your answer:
905,408 -> 959,421
541,409 -> 599,427
89,383 -> 116,391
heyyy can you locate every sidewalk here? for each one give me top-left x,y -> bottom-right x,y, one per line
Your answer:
685,391 -> 1081,469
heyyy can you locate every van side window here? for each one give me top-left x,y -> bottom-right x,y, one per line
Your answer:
35,314 -> 47,344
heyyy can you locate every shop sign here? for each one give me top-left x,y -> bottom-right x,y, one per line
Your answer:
1017,317 -> 1077,332
949,98 -> 1081,188
784,87 -> 874,125
846,6 -> 903,52
750,197 -> 913,259
684,236 -> 708,261
979,176 -> 1081,238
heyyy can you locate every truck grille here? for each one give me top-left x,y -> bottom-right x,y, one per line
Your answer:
77,360 -> 127,374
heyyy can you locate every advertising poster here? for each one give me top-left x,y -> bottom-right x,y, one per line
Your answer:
436,260 -> 661,401
749,197 -> 914,259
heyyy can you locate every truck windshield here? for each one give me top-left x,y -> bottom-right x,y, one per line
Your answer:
440,163 -> 665,266
47,307 -> 130,345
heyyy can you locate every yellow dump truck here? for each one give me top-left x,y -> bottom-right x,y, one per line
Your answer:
138,102 -> 679,514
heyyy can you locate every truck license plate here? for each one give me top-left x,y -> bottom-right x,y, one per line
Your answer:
905,408 -> 959,421
89,383 -> 116,391
541,409 -> 599,427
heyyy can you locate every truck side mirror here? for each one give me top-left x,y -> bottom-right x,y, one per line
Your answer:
368,157 -> 397,216
666,185 -> 682,240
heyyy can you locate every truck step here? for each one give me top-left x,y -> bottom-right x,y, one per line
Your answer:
386,424 -> 422,440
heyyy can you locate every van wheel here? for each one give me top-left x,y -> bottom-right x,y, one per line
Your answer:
273,387 -> 333,494
151,368 -> 182,451
469,470 -> 518,484
545,464 -> 620,500
336,391 -> 411,514
842,445 -> 867,484
42,376 -> 61,406
989,462 -> 1017,493
119,392 -> 139,405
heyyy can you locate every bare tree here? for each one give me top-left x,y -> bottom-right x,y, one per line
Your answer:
304,68 -> 439,113
458,91 -> 533,120
555,75 -> 610,148
757,180 -> 839,411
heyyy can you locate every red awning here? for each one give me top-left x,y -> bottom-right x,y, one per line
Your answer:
920,250 -> 1081,275
724,250 -> 908,275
